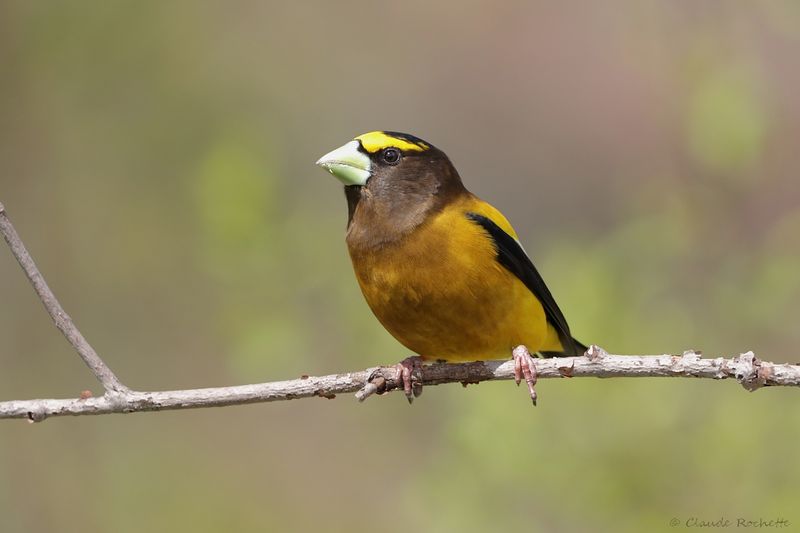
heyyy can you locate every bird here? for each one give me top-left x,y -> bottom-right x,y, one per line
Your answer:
316,131 -> 586,404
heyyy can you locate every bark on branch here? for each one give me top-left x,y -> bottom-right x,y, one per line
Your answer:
1,200 -> 798,423
1,350 -> 798,422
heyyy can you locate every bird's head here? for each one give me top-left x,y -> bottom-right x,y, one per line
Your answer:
316,131 -> 466,234
316,131 -> 466,199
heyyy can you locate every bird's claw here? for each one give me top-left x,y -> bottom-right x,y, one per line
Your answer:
512,345 -> 538,406
394,356 -> 424,404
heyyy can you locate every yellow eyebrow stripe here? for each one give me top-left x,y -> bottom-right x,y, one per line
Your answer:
355,131 -> 429,153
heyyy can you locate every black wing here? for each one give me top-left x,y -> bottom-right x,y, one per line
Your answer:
466,212 -> 584,356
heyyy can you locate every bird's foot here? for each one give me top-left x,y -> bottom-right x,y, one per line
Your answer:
394,355 -> 424,404
512,345 -> 538,406
355,356 -> 424,403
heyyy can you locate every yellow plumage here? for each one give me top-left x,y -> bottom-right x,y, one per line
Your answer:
348,193 -> 564,361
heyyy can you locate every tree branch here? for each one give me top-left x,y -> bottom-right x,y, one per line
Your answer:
0,202 -> 127,392
1,200 -> 798,423
0,349 -> 798,421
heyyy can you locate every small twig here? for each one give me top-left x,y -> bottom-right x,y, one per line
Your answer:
0,202 -> 127,392
354,371 -> 383,402
0,350 -> 798,422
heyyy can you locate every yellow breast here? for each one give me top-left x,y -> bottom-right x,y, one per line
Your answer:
348,195 -> 551,361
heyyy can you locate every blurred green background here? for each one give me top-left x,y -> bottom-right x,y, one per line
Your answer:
1,2 -> 799,532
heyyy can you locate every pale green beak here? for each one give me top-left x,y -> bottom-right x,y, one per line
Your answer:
316,140 -> 371,186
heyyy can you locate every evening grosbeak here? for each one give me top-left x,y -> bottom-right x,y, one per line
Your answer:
317,131 -> 586,404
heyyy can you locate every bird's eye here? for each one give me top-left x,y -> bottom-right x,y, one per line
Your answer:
382,148 -> 401,165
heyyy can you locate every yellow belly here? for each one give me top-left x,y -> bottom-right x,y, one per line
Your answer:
348,197 -> 553,361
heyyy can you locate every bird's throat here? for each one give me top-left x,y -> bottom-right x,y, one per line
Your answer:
344,185 -> 363,229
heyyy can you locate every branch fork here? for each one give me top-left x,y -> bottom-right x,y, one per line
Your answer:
0,203 -> 127,393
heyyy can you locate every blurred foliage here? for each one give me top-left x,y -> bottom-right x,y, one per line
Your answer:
687,63 -> 767,177
1,1 -> 799,532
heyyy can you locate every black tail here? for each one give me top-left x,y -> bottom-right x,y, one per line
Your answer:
540,337 -> 588,358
